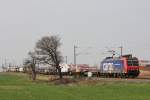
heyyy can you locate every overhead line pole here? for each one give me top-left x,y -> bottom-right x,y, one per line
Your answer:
65,56 -> 68,64
119,46 -> 123,57
73,45 -> 91,72
74,45 -> 78,72
74,45 -> 77,66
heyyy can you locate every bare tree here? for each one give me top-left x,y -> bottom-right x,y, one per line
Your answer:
35,35 -> 63,79
24,51 -> 37,80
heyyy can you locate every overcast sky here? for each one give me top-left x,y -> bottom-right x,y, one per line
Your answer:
0,0 -> 150,66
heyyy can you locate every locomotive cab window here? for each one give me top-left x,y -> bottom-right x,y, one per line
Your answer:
127,59 -> 139,66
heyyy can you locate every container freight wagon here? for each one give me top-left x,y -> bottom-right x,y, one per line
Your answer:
100,54 -> 140,78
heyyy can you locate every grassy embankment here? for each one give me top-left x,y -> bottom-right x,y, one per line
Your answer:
0,72 -> 150,100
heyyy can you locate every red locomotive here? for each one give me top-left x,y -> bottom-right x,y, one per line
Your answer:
100,54 -> 141,78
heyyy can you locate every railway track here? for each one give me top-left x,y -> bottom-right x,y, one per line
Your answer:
75,76 -> 150,83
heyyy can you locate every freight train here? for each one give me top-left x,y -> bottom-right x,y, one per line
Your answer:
100,54 -> 140,78
15,54 -> 141,78
36,54 -> 141,78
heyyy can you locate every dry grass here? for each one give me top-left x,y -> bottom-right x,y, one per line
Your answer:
0,86 -> 23,90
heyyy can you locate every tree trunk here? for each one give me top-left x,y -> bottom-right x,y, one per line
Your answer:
32,71 -> 36,80
31,64 -> 36,81
57,66 -> 63,79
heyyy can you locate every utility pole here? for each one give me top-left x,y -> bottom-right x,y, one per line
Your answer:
119,46 -> 123,56
74,45 -> 77,66
74,45 -> 91,65
74,45 -> 79,72
5,59 -> 7,67
65,56 -> 68,64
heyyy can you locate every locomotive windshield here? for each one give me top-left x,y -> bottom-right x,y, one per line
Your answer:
127,58 -> 139,66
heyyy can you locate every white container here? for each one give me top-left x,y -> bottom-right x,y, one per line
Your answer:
88,72 -> 92,77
